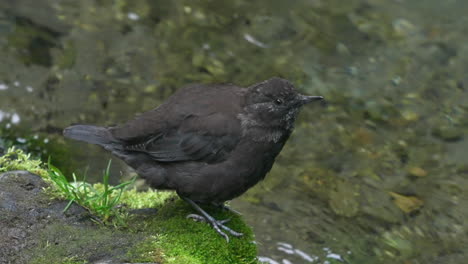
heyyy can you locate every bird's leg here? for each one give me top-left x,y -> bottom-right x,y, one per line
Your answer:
212,202 -> 242,215
181,197 -> 243,242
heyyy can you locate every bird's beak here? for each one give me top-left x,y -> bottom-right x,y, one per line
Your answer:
297,95 -> 324,105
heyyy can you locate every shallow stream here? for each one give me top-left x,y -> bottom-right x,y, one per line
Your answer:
1,1 -> 468,263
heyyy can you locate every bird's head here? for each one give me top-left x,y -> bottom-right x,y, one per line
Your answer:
243,77 -> 323,130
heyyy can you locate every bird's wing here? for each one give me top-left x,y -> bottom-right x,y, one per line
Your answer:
108,83 -> 244,163
116,112 -> 242,163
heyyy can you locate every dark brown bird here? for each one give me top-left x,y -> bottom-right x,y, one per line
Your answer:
63,77 -> 323,241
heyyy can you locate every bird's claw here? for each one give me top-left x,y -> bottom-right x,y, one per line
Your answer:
186,213 -> 243,241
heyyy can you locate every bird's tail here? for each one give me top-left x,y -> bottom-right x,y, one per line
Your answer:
63,125 -> 114,146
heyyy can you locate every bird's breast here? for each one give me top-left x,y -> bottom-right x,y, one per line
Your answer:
170,134 -> 289,203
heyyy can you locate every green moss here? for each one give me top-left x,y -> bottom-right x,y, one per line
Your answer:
118,187 -> 174,209
127,199 -> 258,264
0,147 -> 48,177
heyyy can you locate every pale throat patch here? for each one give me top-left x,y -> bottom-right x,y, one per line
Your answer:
236,104 -> 297,143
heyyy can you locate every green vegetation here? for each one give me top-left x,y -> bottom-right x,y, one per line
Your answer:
47,160 -> 136,223
0,147 -> 48,177
127,199 -> 258,264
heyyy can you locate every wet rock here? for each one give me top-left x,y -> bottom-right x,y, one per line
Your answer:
360,188 -> 404,224
0,171 -> 143,264
329,181 -> 359,217
432,126 -> 464,142
388,192 -> 424,214
0,171 -> 77,263
364,100 -> 400,123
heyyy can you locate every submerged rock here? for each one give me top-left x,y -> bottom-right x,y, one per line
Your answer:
432,126 -> 464,142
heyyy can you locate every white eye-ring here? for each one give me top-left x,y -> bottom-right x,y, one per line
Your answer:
275,98 -> 283,105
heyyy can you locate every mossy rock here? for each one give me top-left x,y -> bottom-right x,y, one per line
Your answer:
27,198 -> 257,264
127,199 -> 258,264
0,148 -> 258,264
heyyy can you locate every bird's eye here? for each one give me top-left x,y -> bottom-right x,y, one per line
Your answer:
275,98 -> 283,105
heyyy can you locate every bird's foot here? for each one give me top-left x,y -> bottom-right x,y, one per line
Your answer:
186,213 -> 243,242
182,196 -> 244,242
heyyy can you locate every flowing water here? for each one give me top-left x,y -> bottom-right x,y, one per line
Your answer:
1,1 -> 468,263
